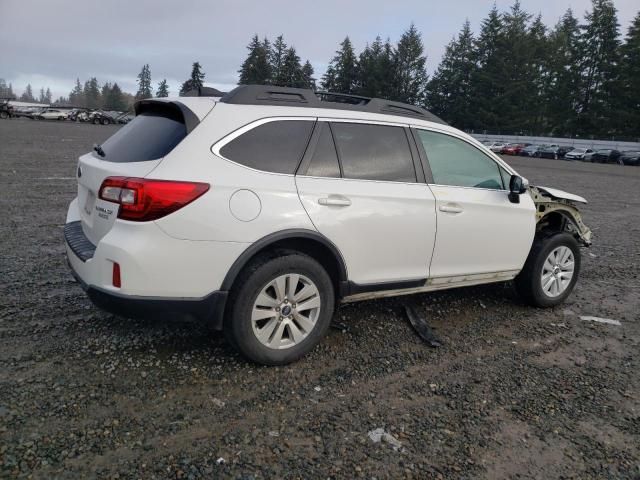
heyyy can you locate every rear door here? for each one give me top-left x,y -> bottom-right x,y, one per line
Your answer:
413,128 -> 535,278
296,120 -> 437,287
76,102 -> 200,245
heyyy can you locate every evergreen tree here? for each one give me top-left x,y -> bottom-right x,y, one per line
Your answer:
239,34 -> 272,85
270,35 -> 288,85
300,60 -> 316,90
544,9 -> 582,135
278,47 -> 305,87
69,78 -> 84,107
135,64 -> 152,99
0,79 -> 15,98
103,83 -> 126,111
469,5 -> 505,130
84,77 -> 101,109
156,79 -> 169,97
179,62 -> 205,95
44,87 -> 52,104
20,84 -> 35,102
357,36 -> 395,98
525,14 -> 549,133
392,24 -> 429,105
321,37 -> 358,94
426,21 -> 477,129
618,12 -> 640,137
576,0 -> 620,135
101,82 -> 112,108
38,87 -> 46,103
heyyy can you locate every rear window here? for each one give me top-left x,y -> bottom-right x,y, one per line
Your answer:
99,111 -> 187,163
220,120 -> 314,174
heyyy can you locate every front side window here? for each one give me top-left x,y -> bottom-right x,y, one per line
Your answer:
220,120 -> 314,174
331,123 -> 416,182
416,129 -> 504,190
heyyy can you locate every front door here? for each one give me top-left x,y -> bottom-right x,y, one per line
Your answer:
413,128 -> 536,279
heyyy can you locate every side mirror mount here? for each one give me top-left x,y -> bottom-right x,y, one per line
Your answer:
508,175 -> 528,203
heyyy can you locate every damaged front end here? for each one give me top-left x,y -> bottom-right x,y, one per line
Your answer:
529,186 -> 592,246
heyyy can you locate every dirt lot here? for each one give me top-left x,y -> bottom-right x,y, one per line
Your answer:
1,119 -> 639,479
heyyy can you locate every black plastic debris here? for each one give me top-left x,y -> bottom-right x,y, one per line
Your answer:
404,305 -> 442,348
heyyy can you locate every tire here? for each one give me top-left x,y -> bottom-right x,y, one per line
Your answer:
93,118 -> 100,125
101,118 -> 110,125
0,111 -> 8,119
515,233 -> 581,307
224,251 -> 335,365
58,116 -> 64,121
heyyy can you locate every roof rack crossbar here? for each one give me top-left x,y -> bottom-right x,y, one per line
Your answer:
219,85 -> 447,125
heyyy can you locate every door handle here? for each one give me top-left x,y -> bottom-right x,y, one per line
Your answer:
439,204 -> 463,214
318,195 -> 351,207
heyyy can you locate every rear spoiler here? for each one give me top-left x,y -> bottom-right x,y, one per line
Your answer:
133,99 -> 200,134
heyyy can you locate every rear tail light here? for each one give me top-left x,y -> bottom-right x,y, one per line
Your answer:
98,177 -> 209,221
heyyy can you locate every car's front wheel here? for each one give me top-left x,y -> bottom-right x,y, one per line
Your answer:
515,233 -> 581,307
225,252 -> 335,365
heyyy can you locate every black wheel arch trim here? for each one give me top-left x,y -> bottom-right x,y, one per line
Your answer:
220,229 -> 349,295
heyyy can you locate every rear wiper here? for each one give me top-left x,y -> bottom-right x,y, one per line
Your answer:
93,144 -> 105,157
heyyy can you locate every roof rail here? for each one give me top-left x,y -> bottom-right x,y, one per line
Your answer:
183,86 -> 226,97
219,85 -> 447,125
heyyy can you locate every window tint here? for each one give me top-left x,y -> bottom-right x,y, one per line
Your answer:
100,112 -> 187,163
306,123 -> 340,178
331,123 -> 416,182
220,120 -> 314,174
417,130 -> 503,190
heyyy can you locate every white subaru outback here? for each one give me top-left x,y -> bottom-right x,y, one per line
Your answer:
65,85 -> 592,365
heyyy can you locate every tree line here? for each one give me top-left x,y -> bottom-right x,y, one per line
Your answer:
237,0 -> 639,139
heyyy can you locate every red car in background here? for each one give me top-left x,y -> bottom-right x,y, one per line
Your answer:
501,143 -> 530,155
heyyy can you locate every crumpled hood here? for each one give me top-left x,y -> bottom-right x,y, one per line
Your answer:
535,186 -> 587,204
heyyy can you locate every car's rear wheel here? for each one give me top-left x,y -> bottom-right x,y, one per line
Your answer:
93,118 -> 100,125
101,118 -> 110,125
225,251 -> 334,365
515,233 -> 581,307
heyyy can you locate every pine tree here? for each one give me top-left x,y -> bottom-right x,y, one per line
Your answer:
469,5 -> 505,130
103,83 -> 126,111
180,62 -> 205,95
301,60 -> 316,90
39,87 -> 46,103
618,11 -> 640,137
525,14 -> 549,133
44,88 -> 52,104
101,82 -> 112,108
239,35 -> 272,85
156,79 -> 169,97
278,47 -> 305,87
84,78 -> 101,109
69,78 -> 84,107
0,79 -> 14,98
357,36 -> 395,98
426,21 -> 477,129
576,0 -> 620,135
392,24 -> 429,105
135,64 -> 152,99
20,84 -> 35,102
270,35 -> 288,85
322,37 -> 358,94
545,9 -> 582,135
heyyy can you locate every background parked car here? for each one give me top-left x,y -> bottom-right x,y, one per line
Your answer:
519,144 -> 549,157
591,149 -> 621,163
538,146 -> 573,159
619,150 -> 640,166
501,143 -> 530,155
36,108 -> 68,120
486,142 -> 506,152
565,148 -> 594,161
0,99 -> 14,119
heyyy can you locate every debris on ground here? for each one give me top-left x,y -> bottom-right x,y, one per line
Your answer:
404,305 -> 442,347
579,315 -> 622,326
367,428 -> 404,451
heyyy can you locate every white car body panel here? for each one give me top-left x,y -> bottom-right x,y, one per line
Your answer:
428,185 -> 536,278
536,186 -> 587,204
297,175 -> 436,284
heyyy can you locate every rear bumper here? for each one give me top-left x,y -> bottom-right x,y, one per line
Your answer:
68,260 -> 227,326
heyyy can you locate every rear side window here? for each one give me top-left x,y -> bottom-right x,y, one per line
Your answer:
220,120 -> 314,174
307,123 -> 340,178
331,123 -> 416,182
100,111 -> 187,163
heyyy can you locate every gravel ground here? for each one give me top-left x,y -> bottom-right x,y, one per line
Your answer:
1,119 -> 639,479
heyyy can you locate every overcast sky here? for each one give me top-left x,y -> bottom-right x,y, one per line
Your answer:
1,0 -> 638,100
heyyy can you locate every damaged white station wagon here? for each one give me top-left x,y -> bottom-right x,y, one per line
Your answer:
65,85 -> 592,365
